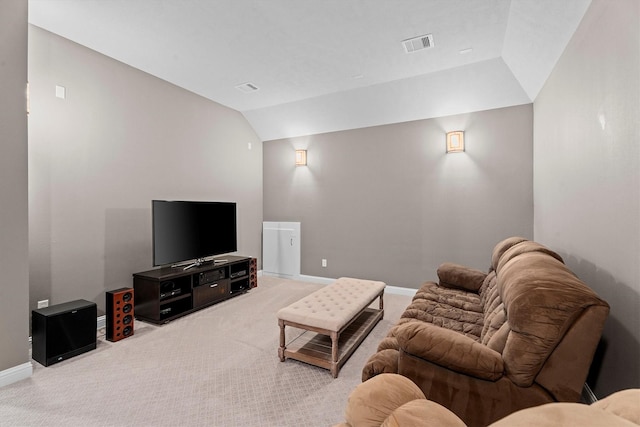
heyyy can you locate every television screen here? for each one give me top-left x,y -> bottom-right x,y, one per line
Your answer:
152,200 -> 237,267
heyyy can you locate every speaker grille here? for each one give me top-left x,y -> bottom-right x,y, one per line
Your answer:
250,258 -> 258,288
106,288 -> 134,342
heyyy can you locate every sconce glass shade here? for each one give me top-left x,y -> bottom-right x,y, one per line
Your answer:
446,131 -> 465,153
295,149 -> 307,166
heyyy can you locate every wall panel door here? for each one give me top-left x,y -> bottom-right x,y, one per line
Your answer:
262,222 -> 300,278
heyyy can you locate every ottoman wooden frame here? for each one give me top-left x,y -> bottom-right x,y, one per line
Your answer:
277,277 -> 385,378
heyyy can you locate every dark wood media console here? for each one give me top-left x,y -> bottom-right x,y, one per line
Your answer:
133,255 -> 254,324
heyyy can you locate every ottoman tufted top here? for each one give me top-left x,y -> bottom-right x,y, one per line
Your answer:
277,277 -> 385,332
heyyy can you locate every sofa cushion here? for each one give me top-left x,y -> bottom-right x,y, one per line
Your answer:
396,322 -> 504,381
404,282 -> 484,340
437,263 -> 487,292
479,271 -> 508,345
413,282 -> 484,312
485,321 -> 510,353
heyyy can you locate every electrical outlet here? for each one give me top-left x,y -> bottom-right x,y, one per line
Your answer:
37,299 -> 49,309
322,259 -> 327,267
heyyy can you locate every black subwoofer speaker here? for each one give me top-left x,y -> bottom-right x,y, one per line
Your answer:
106,287 -> 134,342
32,299 -> 97,367
250,257 -> 258,288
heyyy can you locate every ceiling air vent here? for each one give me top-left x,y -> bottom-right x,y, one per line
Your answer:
235,82 -> 259,93
402,34 -> 434,53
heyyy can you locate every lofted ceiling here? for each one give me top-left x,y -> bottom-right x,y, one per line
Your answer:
28,0 -> 592,141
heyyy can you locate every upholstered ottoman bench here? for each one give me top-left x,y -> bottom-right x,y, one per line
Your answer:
277,277 -> 385,377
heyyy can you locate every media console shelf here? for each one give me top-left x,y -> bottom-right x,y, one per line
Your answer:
133,255 -> 255,324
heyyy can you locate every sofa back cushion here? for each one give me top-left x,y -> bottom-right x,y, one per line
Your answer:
479,271 -> 508,351
496,240 -> 565,272
490,236 -> 528,271
497,249 -> 608,386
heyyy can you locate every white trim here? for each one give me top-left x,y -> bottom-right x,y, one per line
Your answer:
261,271 -> 305,281
385,285 -> 418,297
0,362 -> 33,388
97,315 -> 106,330
298,274 -> 418,296
298,274 -> 334,285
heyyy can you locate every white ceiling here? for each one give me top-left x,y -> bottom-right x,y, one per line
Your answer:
28,0 -> 592,141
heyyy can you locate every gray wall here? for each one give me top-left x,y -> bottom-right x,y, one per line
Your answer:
28,26 -> 263,315
0,0 -> 29,373
264,104 -> 534,288
534,0 -> 639,396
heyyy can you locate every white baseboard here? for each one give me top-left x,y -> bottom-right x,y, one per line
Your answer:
0,362 -> 33,388
298,274 -> 418,296
385,285 -> 419,297
298,274 -> 334,285
97,315 -> 106,330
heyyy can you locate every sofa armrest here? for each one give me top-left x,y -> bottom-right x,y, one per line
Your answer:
341,373 -> 467,427
396,321 -> 503,381
591,389 -> 640,425
437,262 -> 487,292
362,348 -> 399,382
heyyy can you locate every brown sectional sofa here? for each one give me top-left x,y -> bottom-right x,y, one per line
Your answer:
362,237 -> 610,427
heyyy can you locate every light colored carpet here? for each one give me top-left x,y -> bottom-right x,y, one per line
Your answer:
0,276 -> 413,426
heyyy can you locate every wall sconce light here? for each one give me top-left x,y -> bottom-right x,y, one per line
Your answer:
295,149 -> 307,166
446,131 -> 465,153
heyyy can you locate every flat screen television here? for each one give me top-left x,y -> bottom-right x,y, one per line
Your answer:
152,200 -> 237,268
